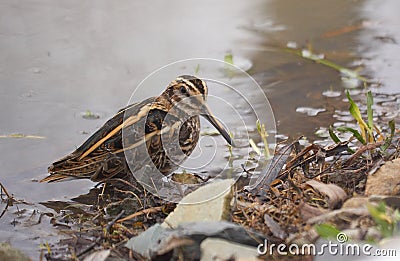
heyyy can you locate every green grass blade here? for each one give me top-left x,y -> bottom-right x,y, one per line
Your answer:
283,47 -> 369,83
337,126 -> 366,144
329,125 -> 341,143
346,90 -> 371,141
381,120 -> 395,152
346,91 -> 364,125
367,91 -> 374,130
249,138 -> 261,156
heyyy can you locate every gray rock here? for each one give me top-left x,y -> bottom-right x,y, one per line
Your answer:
200,238 -> 261,261
162,179 -> 235,228
342,197 -> 369,209
366,158 -> 400,196
126,221 -> 268,260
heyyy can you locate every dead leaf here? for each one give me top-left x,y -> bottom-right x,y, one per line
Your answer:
264,213 -> 287,239
306,180 -> 347,208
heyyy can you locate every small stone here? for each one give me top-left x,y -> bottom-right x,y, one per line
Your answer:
365,158 -> 400,196
342,197 -> 369,209
200,238 -> 261,261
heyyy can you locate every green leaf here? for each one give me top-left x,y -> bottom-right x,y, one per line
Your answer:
256,120 -> 262,133
381,120 -> 395,152
194,64 -> 200,74
329,125 -> 341,143
366,91 -> 374,130
224,53 -> 233,65
346,91 -> 364,126
249,138 -> 261,156
314,223 -> 340,239
337,126 -> 366,144
367,202 -> 394,238
346,90 -> 372,141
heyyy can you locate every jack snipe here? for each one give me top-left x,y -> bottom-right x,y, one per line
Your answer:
40,75 -> 234,183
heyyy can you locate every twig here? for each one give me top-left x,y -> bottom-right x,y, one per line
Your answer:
117,206 -> 163,223
106,210 -> 125,234
114,188 -> 144,209
0,182 -> 12,199
76,241 -> 98,258
0,182 -> 13,219
0,202 -> 10,219
345,141 -> 384,167
111,178 -> 141,191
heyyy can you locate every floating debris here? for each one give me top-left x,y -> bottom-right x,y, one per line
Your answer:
29,67 -> 42,74
0,133 -> 45,139
286,41 -> 298,49
296,107 -> 326,116
275,133 -> 289,140
341,74 -> 361,89
315,127 -> 330,138
301,49 -> 325,60
333,114 -> 355,122
194,64 -> 200,74
224,53 -> 233,65
81,110 -> 100,120
321,22 -> 366,38
322,89 -> 341,98
223,53 -> 253,73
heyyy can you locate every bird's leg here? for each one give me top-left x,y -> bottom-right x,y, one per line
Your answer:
92,159 -> 110,202
98,183 -> 107,203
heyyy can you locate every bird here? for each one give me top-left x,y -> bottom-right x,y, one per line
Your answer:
40,75 -> 234,183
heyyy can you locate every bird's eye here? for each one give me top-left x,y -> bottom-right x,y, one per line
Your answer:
180,86 -> 187,94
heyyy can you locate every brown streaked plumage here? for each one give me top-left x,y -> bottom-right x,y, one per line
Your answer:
40,75 -> 234,183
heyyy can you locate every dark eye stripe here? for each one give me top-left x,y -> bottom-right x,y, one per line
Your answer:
176,75 -> 207,96
190,78 -> 206,96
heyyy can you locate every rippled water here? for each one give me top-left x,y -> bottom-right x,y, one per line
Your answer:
1,0 -> 399,258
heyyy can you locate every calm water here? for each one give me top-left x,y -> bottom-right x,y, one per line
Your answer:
0,0 -> 399,258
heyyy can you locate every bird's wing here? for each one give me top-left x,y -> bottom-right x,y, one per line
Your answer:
42,97 -> 156,182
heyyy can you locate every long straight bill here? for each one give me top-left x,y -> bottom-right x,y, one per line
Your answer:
201,104 -> 235,147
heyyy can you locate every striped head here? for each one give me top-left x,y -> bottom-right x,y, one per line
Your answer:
160,75 -> 234,146
163,75 -> 208,111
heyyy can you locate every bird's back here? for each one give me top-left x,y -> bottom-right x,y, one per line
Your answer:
43,97 -> 156,182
